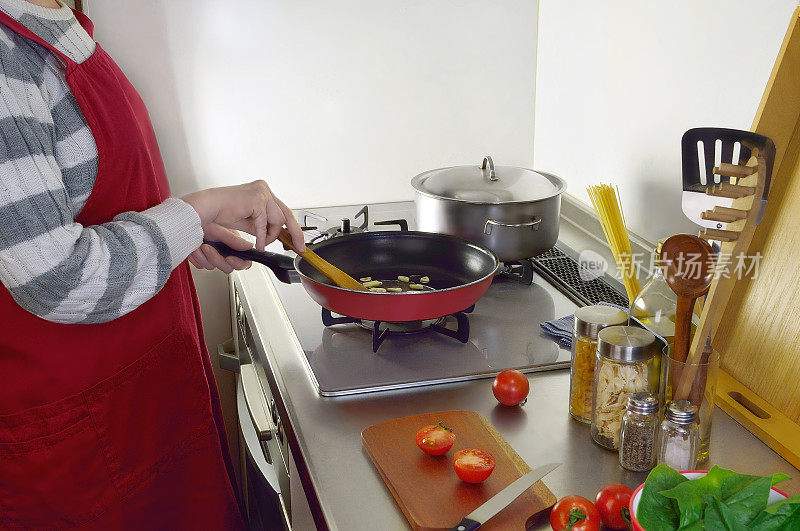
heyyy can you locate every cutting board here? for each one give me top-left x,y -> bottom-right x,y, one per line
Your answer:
707,6 -> 800,469
361,411 -> 556,530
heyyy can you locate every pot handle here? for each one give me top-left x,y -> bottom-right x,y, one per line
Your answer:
203,240 -> 299,284
484,216 -> 541,235
481,155 -> 498,181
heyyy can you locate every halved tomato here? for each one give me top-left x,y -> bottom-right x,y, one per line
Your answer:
415,423 -> 456,455
453,448 -> 495,483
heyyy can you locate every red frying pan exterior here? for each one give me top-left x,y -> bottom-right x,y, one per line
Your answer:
298,274 -> 494,322
206,231 -> 500,322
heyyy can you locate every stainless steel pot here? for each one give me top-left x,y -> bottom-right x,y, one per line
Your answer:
411,156 -> 567,261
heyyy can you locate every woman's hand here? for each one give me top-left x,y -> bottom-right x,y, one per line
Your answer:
182,181 -> 306,273
187,224 -> 253,274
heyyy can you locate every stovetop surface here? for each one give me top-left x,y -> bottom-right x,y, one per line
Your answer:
264,202 -> 577,396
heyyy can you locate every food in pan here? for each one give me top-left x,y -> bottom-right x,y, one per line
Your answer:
360,275 -> 435,293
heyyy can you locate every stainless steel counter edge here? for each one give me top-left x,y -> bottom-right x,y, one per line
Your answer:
233,268 -> 336,529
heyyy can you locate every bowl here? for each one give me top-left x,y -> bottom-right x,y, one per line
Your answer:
628,470 -> 789,531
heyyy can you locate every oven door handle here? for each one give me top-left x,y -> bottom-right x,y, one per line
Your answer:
237,367 -> 282,495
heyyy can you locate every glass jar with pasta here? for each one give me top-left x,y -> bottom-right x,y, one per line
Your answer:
591,326 -> 658,451
570,305 -> 628,423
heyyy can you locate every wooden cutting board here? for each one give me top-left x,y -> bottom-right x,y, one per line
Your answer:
362,411 -> 556,530
706,6 -> 800,470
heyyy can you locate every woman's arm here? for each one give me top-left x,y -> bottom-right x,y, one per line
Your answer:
0,39 -> 306,324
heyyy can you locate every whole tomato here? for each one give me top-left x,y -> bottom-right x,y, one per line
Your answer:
550,495 -> 600,531
492,369 -> 530,406
594,484 -> 633,529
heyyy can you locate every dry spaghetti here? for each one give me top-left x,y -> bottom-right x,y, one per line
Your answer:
587,184 -> 641,301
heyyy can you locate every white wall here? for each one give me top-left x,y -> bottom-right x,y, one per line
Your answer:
82,1 -> 539,444
534,0 -> 797,244
85,0 -> 539,206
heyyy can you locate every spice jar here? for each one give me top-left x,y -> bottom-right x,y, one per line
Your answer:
570,305 -> 628,423
591,326 -> 657,450
619,392 -> 659,471
657,400 -> 699,471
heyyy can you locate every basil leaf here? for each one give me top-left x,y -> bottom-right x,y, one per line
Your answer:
636,464 -> 687,531
703,496 -> 748,531
750,495 -> 800,531
722,473 -> 790,525
660,466 -> 761,528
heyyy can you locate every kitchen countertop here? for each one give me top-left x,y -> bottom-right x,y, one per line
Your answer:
232,198 -> 799,529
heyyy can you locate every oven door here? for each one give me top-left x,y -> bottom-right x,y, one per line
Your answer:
238,365 -> 290,530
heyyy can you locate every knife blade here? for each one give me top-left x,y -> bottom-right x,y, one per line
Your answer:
450,462 -> 561,531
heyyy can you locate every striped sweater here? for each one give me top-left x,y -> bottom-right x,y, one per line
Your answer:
0,0 -> 203,324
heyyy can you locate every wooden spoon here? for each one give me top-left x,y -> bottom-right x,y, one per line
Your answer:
660,234 -> 715,363
276,228 -> 367,291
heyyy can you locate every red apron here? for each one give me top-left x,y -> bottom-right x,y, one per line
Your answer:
0,10 -> 243,529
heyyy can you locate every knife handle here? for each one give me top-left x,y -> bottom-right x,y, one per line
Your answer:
451,518 -> 481,531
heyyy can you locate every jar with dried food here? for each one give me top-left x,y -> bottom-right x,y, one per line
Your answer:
570,305 -> 628,424
591,326 -> 658,451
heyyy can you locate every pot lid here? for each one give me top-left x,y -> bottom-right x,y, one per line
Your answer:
411,155 -> 566,204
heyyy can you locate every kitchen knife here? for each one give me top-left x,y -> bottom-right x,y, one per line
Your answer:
450,462 -> 561,531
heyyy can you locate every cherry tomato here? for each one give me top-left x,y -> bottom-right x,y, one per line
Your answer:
550,495 -> 601,531
452,448 -> 495,483
415,423 -> 455,456
594,484 -> 633,530
492,369 -> 530,406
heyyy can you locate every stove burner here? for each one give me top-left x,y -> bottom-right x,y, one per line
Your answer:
499,259 -> 535,285
300,205 -> 410,244
321,306 -> 474,352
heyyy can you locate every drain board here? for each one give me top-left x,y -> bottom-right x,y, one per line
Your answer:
532,247 -> 628,308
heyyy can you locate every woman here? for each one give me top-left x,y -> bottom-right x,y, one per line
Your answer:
0,0 -> 305,528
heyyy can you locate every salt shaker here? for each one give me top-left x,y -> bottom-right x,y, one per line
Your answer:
657,400 -> 699,470
619,392 -> 659,471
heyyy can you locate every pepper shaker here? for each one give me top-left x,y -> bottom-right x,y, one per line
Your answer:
619,392 -> 659,471
657,400 -> 699,470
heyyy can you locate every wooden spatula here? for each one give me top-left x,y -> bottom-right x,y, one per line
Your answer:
675,132 -> 775,400
276,228 -> 367,291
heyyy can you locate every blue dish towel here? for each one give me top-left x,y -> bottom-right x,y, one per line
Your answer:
540,302 -> 668,350
540,302 -> 627,350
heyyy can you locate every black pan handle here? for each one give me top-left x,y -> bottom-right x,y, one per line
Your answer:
203,240 -> 299,284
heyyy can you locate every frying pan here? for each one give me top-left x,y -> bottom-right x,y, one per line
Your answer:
208,231 -> 499,322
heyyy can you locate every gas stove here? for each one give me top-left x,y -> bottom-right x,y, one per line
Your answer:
254,201 -> 628,396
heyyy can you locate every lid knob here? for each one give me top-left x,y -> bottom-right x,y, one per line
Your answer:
481,156 -> 498,181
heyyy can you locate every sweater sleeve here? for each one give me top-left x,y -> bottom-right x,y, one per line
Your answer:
0,41 -> 203,324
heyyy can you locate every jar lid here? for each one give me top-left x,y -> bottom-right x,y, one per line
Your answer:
574,305 -> 628,339
665,400 -> 698,425
410,155 -> 566,204
597,326 -> 656,362
626,392 -> 659,415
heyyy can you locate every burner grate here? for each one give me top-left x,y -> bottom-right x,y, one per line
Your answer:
321,306 -> 474,352
532,247 -> 628,307
499,259 -> 534,285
